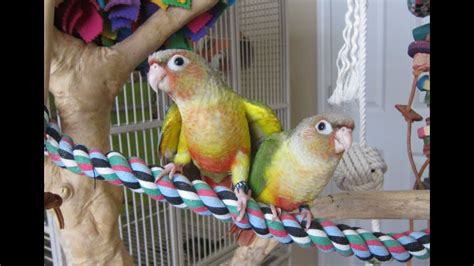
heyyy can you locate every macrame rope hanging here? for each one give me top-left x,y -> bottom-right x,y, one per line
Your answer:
328,1 -> 388,265
43,106 -> 429,263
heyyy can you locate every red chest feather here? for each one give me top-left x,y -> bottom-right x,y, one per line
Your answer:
189,149 -> 235,173
275,197 -> 302,212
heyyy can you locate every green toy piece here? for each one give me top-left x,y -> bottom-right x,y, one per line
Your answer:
413,23 -> 430,41
164,31 -> 193,50
163,0 -> 191,9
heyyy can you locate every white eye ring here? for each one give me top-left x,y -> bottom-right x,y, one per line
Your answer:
315,120 -> 333,135
167,55 -> 189,71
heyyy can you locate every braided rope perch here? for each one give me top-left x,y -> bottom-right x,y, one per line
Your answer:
43,106 -> 430,263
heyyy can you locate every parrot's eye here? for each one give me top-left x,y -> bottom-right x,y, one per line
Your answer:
167,55 -> 190,71
175,57 -> 184,66
315,120 -> 333,135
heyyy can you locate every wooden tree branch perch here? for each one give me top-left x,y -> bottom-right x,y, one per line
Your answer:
223,238 -> 281,266
311,190 -> 429,220
113,0 -> 218,74
50,28 -> 99,80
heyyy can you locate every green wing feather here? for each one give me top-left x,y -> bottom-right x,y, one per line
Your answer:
248,132 -> 286,198
242,98 -> 283,155
158,104 -> 182,160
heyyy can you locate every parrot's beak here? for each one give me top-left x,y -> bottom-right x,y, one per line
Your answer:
334,127 -> 353,154
148,63 -> 167,92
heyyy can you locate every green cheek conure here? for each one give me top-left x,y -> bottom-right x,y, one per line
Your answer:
147,49 -> 282,222
234,114 -> 354,245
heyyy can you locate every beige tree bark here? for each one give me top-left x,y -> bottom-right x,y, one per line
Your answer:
44,0 -> 55,105
44,1 -> 218,265
226,190 -> 429,266
223,237 -> 281,266
310,190 -> 429,220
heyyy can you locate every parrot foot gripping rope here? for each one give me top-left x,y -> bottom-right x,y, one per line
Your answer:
43,106 -> 430,263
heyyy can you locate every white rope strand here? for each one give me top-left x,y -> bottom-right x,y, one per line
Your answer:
330,0 -> 360,105
356,0 -> 368,146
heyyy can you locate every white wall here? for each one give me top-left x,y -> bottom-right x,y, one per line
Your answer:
288,0 -> 318,128
287,0 -> 320,264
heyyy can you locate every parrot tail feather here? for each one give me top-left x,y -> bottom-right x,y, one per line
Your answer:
229,224 -> 257,246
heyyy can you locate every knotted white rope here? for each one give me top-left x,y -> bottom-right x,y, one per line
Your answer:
333,144 -> 386,192
328,1 -> 386,264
